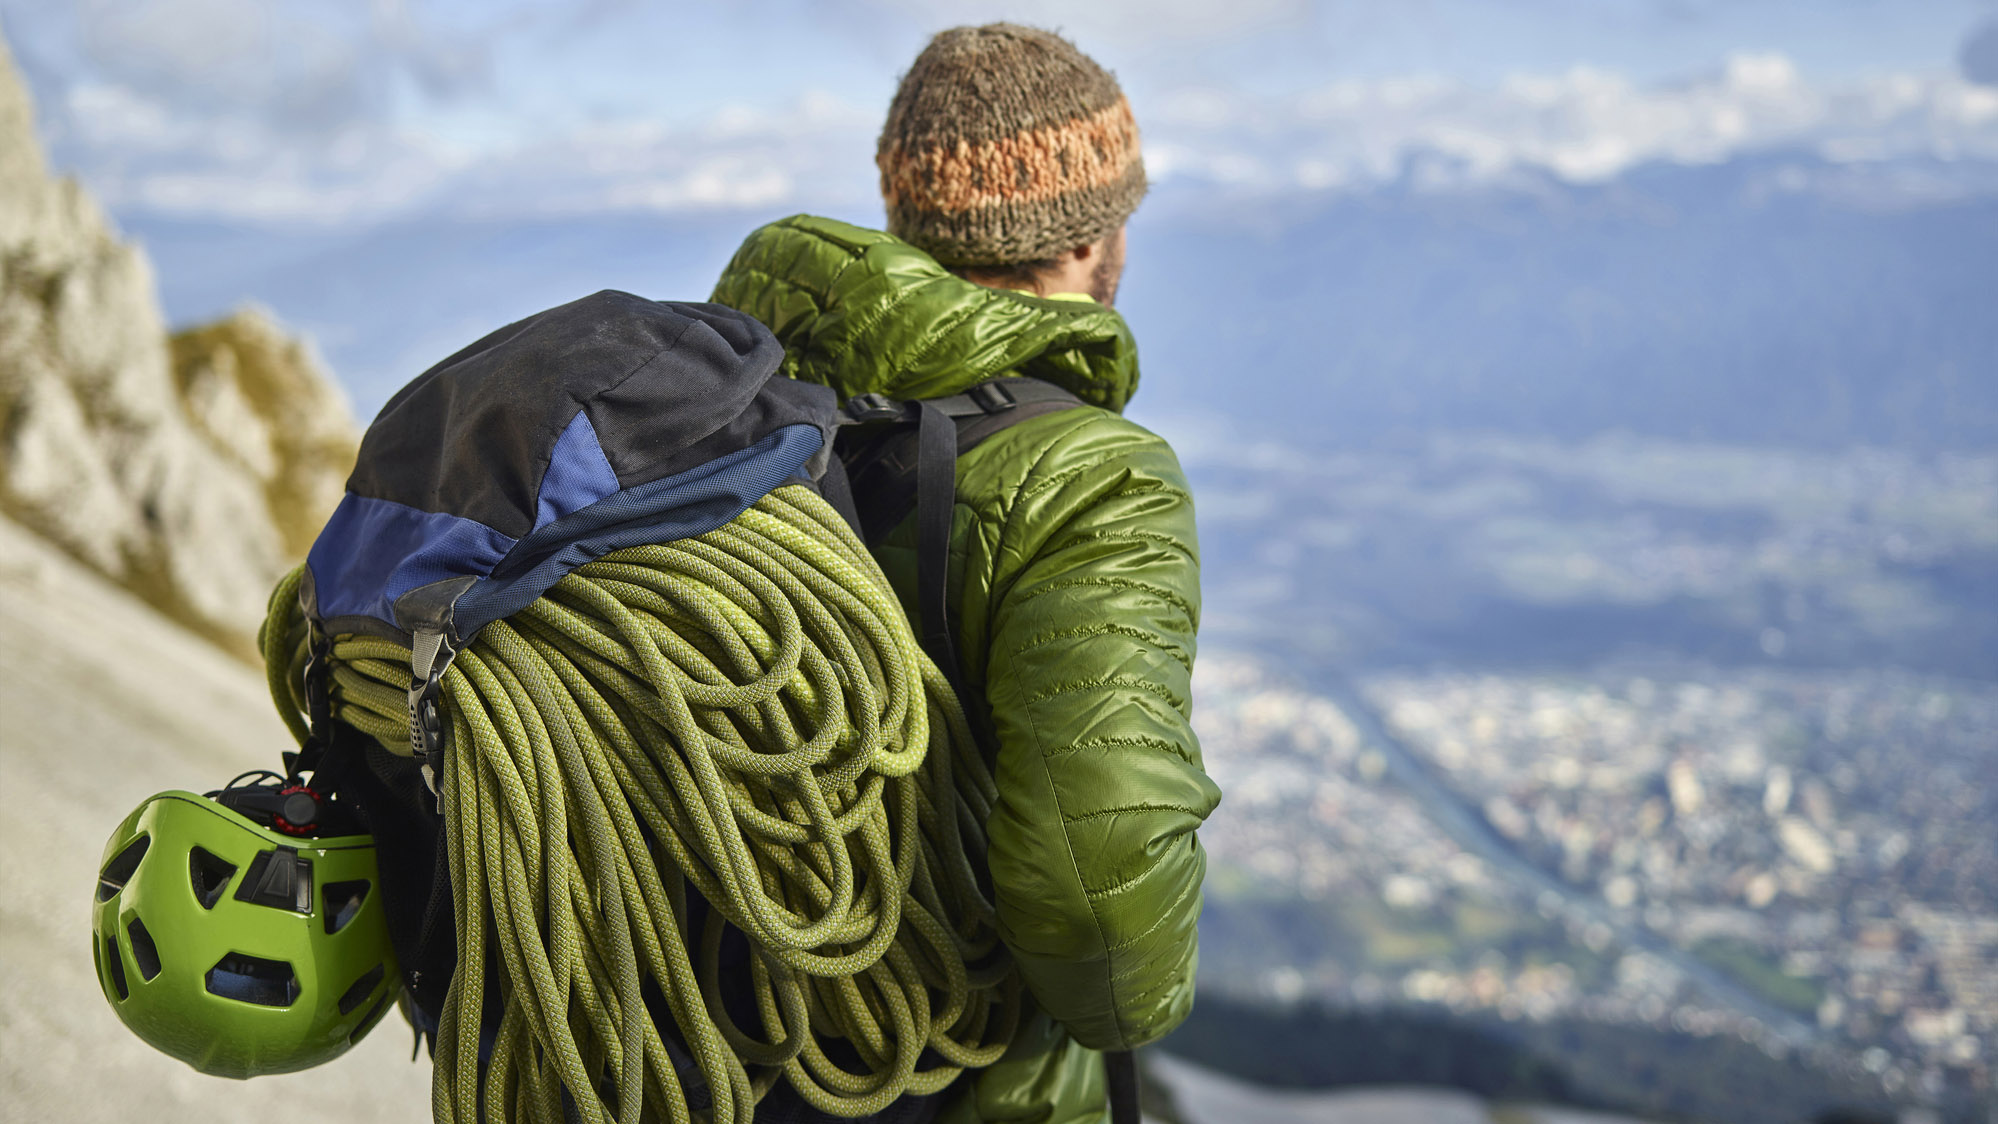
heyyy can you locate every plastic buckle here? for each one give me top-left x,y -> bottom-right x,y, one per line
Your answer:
410,678 -> 448,802
410,674 -> 449,797
411,682 -> 443,760
844,392 -> 905,423
407,627 -> 457,803
968,380 -> 1018,413
303,625 -> 333,738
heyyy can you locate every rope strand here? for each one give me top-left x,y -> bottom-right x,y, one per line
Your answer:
264,484 -> 1019,1123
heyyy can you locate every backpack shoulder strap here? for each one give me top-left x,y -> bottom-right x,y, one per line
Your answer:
914,400 -> 962,692
839,379 -> 1139,1124
926,376 -> 1086,449
838,377 -> 1085,547
836,376 -> 1087,724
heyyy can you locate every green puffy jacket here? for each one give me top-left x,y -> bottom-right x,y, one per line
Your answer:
712,215 -> 1222,1124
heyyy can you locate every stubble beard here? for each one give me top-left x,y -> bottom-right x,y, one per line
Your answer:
1089,237 -> 1126,307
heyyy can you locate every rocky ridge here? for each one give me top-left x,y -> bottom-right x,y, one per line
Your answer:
0,36 -> 355,653
0,33 -> 421,1123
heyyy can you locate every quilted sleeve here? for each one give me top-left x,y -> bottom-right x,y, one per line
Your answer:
974,412 -> 1220,1052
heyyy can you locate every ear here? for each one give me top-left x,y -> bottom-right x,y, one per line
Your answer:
1072,224 -> 1126,262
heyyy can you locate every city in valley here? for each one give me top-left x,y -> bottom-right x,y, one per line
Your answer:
1174,434 -> 1998,1116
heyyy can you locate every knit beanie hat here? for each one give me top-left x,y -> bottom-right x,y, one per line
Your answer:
877,23 -> 1147,267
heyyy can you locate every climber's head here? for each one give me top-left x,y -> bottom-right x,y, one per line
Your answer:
876,23 -> 1142,306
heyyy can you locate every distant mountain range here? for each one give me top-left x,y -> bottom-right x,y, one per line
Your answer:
1125,155 -> 1998,453
120,151 -> 1998,453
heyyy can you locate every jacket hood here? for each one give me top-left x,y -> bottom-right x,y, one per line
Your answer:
709,215 -> 1140,413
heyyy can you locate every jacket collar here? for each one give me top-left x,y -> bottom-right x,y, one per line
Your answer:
709,214 -> 1140,413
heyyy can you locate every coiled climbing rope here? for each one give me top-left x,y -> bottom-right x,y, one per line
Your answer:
262,484 -> 1021,1124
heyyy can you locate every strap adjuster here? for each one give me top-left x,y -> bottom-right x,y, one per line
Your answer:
844,392 -> 906,423
967,380 -> 1018,413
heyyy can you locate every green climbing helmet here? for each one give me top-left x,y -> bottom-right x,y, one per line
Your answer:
91,787 -> 398,1078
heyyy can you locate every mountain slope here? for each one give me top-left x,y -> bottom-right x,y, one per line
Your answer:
0,513 -> 432,1123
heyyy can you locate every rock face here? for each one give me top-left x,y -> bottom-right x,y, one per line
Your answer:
170,310 -> 360,563
0,37 -> 356,653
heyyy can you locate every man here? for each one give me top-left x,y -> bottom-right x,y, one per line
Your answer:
711,23 -> 1221,1124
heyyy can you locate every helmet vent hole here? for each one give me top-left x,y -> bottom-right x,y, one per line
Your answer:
97,835 -> 150,902
205,952 -> 300,1007
189,847 -> 237,910
337,963 -> 386,1015
102,936 -> 128,1000
323,879 -> 371,934
349,991 -> 392,1044
127,918 -> 162,981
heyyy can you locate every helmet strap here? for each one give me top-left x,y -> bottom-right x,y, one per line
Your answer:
285,621 -> 335,785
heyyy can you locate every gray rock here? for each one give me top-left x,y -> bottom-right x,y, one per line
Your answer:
0,36 -> 356,653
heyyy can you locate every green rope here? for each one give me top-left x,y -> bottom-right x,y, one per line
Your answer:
262,485 -> 1020,1123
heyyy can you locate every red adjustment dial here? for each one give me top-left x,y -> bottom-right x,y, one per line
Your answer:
272,785 -> 322,835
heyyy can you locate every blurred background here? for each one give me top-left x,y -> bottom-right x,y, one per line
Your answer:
1,1 -> 1994,1122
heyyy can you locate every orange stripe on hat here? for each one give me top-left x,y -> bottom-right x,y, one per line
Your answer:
879,98 -> 1142,215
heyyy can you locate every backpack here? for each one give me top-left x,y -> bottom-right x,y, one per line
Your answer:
273,290 -> 1090,1123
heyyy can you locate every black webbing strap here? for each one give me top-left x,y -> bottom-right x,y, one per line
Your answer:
836,376 -> 1087,760
1104,1049 -> 1141,1124
917,380 -> 1143,1124
840,377 -> 1084,548
902,379 -> 1085,709
928,375 -> 1080,417
913,400 -> 966,694
817,451 -> 865,540
284,610 -> 334,780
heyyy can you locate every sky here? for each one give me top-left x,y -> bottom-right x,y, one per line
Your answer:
6,0 -> 1997,230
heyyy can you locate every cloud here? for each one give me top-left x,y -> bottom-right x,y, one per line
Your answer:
442,92 -> 878,221
853,0 -> 1314,44
35,81 -> 878,226
15,0 -> 1998,231
7,0 -> 515,224
9,0 -> 892,225
37,74 -> 472,224
59,0 -> 490,135
1142,54 -> 1998,197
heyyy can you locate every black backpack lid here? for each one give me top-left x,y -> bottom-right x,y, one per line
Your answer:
304,291 -> 838,645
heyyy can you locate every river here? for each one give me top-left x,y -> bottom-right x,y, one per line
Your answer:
1309,667 -> 1822,1046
